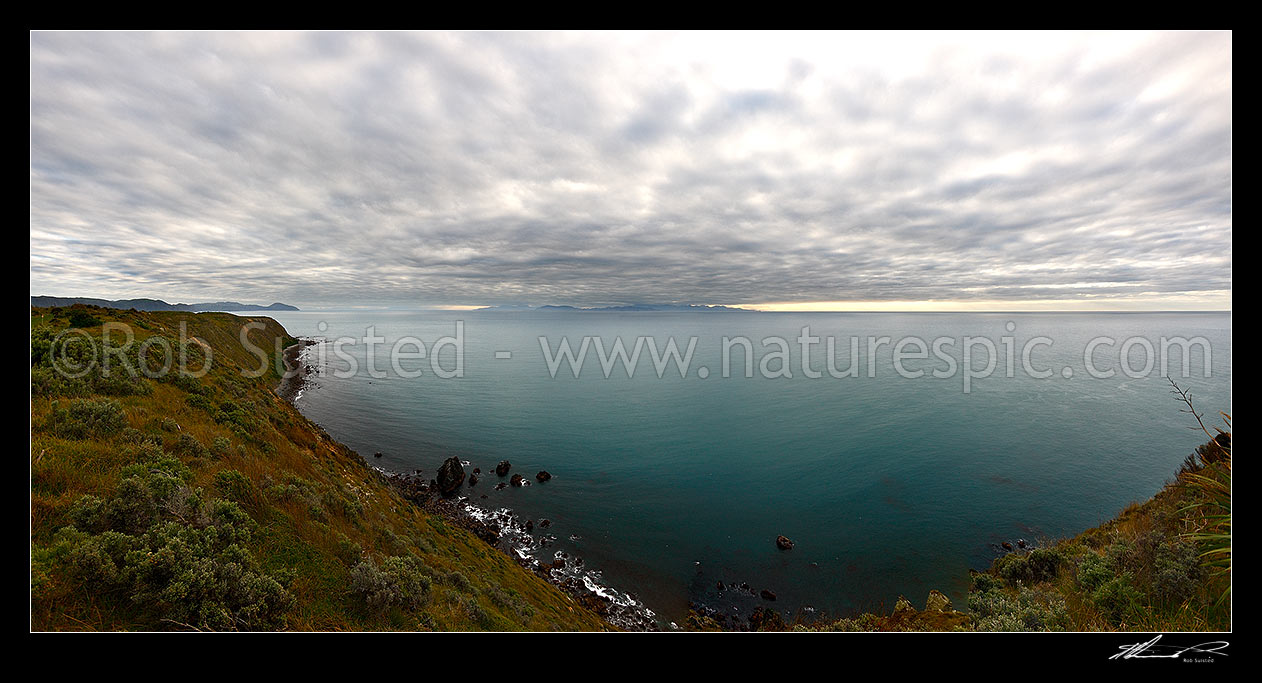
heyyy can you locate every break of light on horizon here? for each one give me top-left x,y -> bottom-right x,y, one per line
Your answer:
29,31 -> 1232,311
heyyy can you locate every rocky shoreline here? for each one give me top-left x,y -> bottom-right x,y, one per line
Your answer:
276,337 -> 316,402
276,340 -> 657,631
382,465 -> 659,631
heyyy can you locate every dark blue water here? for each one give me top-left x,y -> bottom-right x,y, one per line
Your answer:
250,310 -> 1231,625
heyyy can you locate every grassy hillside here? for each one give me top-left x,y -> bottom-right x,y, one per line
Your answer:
30,305 -> 611,631
787,424 -> 1232,632
963,425 -> 1231,632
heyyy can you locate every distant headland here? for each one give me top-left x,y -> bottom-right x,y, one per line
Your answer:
30,296 -> 299,312
474,303 -> 756,313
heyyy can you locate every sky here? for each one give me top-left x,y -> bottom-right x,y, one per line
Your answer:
30,31 -> 1231,311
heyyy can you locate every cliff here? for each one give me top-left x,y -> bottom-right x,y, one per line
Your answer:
30,304 -> 610,631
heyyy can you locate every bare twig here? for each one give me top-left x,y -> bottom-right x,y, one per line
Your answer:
160,618 -> 204,632
1167,377 -> 1229,460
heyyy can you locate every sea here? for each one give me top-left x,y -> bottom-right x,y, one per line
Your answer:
240,309 -> 1231,627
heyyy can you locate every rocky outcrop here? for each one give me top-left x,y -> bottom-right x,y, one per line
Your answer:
748,606 -> 787,631
893,595 -> 915,614
436,456 -> 466,495
536,471 -> 552,482
495,460 -> 512,476
925,589 -> 951,612
775,535 -> 794,550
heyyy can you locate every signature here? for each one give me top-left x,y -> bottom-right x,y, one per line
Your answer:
1110,635 -> 1230,660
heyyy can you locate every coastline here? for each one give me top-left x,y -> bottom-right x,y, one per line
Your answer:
276,338 -> 315,402
275,338 -> 658,631
268,331 -> 1230,633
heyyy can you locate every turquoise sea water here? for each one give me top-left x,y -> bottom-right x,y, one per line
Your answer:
250,310 -> 1231,625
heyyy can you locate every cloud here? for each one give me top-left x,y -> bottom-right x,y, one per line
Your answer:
30,31 -> 1232,308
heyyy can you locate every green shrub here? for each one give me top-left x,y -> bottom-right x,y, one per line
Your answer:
349,556 -> 432,612
214,470 -> 254,504
995,548 -> 1063,585
969,583 -> 1072,631
49,459 -> 292,630
444,570 -> 472,591
174,433 -> 210,459
46,399 -> 127,439
187,393 -> 214,412
334,533 -> 363,566
92,371 -> 152,397
456,594 -> 493,628
67,310 -> 101,328
1149,536 -> 1204,604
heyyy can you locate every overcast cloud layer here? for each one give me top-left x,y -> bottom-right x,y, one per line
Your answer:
30,31 -> 1232,309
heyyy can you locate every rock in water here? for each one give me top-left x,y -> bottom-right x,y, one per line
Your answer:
495,460 -> 512,477
925,589 -> 951,612
775,535 -> 794,550
760,589 -> 777,601
536,470 -> 552,482
468,474 -> 478,486
510,474 -> 525,487
436,457 -> 465,495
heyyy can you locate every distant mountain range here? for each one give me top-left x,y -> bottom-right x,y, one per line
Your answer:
31,296 -> 300,312
475,303 -> 756,313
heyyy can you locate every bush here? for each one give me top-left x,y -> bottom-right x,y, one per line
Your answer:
456,594 -> 493,628
1074,530 -> 1203,624
214,470 -> 254,504
349,556 -> 432,612
1148,535 -> 1204,604
49,459 -> 293,630
174,433 -> 210,459
443,570 -> 472,591
995,548 -> 1063,585
92,371 -> 152,397
68,310 -> 102,329
969,583 -> 1072,632
30,323 -> 153,398
334,533 -> 363,566
46,399 -> 127,439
